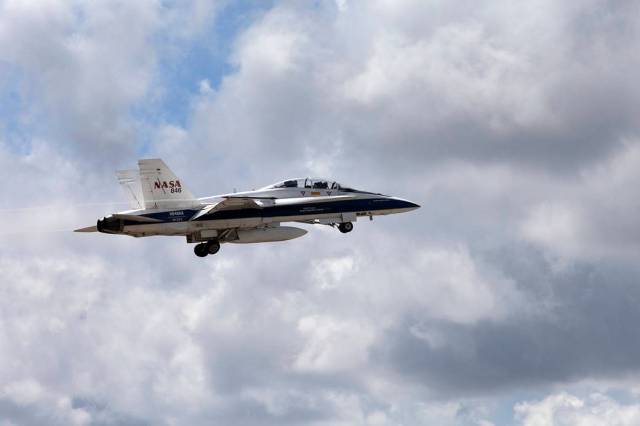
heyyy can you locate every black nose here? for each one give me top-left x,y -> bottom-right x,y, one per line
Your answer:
404,201 -> 420,209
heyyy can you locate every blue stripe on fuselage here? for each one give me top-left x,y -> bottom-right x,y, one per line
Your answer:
142,209 -> 200,222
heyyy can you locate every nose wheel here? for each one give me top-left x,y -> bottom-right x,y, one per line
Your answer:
338,222 -> 353,233
194,240 -> 221,257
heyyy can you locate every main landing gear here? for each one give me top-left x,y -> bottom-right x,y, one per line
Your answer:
194,240 -> 220,257
338,222 -> 354,233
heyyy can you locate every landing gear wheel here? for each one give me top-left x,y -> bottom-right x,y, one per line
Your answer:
206,240 -> 220,255
194,243 -> 208,257
338,222 -> 353,233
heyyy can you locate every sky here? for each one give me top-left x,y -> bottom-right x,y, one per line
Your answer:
1,0 -> 640,425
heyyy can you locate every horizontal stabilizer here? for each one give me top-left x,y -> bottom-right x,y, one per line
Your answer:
112,214 -> 163,223
74,226 -> 97,233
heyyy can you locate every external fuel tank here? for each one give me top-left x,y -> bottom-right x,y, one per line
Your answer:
229,226 -> 307,244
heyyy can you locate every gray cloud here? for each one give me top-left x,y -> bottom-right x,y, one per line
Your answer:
375,247 -> 640,396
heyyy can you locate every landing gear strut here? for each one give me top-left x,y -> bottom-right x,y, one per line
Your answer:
338,222 -> 354,233
194,240 -> 220,257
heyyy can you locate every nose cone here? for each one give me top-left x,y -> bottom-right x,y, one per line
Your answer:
392,198 -> 420,212
405,200 -> 420,210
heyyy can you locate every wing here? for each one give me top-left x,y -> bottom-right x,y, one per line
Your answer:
190,196 -> 270,220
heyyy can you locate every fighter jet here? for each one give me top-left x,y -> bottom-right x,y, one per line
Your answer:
75,159 -> 420,257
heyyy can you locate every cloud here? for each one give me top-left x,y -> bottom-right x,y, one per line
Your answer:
521,141 -> 640,262
0,0 -> 223,166
187,0 -> 640,175
0,381 -> 91,426
0,1 -> 155,162
515,392 -> 640,426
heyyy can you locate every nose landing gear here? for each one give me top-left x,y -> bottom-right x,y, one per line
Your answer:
194,240 -> 221,257
338,222 -> 354,233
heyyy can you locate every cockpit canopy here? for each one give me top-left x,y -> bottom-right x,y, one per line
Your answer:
263,178 -> 351,191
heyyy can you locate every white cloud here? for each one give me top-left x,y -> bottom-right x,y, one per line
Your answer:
0,0 -> 224,163
2,379 -> 45,406
520,141 -> 640,262
1,379 -> 91,426
521,202 -> 586,257
0,0 -> 158,158
515,392 -> 640,426
294,315 -> 375,373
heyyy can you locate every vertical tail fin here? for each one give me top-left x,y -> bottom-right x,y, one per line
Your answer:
137,159 -> 199,209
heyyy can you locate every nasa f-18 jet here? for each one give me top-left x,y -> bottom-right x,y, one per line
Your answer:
75,159 -> 420,257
